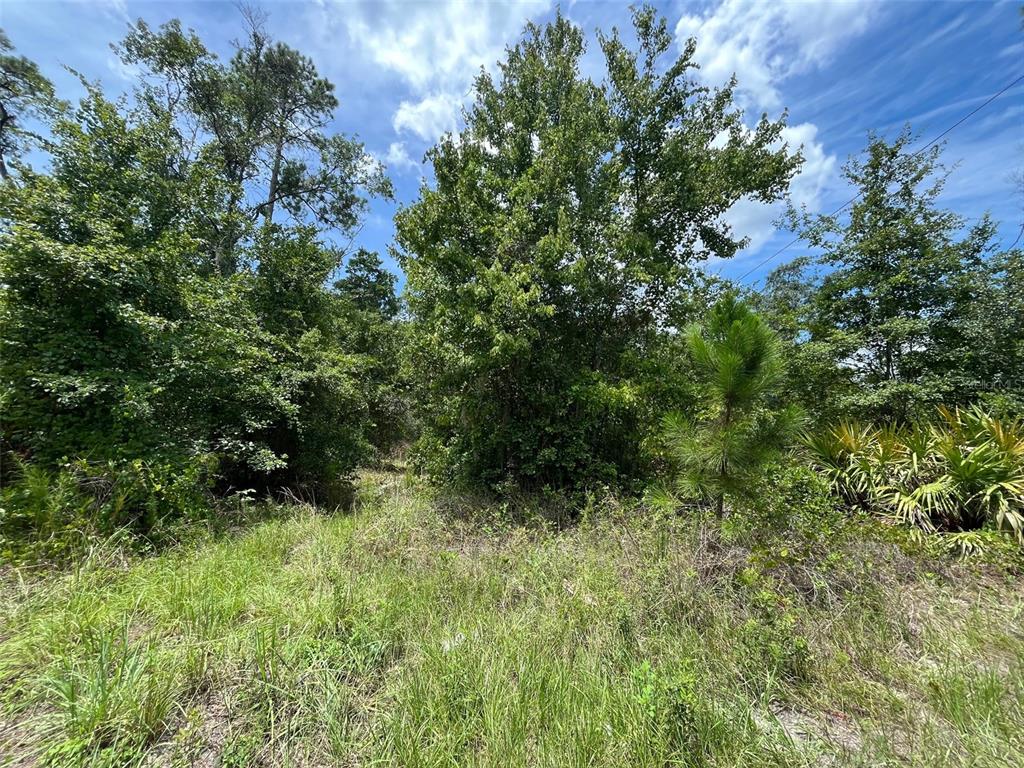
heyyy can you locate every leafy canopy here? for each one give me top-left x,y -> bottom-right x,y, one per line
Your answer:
397,6 -> 802,490
117,11 -> 392,272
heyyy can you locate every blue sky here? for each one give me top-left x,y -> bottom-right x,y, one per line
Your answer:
3,0 -> 1022,286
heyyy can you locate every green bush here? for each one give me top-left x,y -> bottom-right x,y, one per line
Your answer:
746,461 -> 840,534
805,405 -> 1024,542
0,455 -> 214,562
631,660 -> 708,759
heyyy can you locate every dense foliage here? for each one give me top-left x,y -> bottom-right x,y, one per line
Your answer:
397,8 -> 800,490
0,22 -> 399,556
1,6 -> 1022,559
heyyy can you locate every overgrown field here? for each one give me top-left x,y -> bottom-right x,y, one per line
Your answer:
1,469 -> 1021,767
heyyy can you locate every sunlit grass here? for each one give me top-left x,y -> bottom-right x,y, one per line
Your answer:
1,470 -> 1022,766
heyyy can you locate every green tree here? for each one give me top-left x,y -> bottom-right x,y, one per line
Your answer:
1,16 -> 395,543
753,258 -> 856,425
664,294 -> 802,517
118,11 -> 391,272
947,249 -> 1024,413
244,227 -> 372,496
335,250 -> 407,453
0,29 -> 59,179
336,249 -> 400,319
397,6 -> 800,490
788,129 -> 1000,421
0,86 -> 282,475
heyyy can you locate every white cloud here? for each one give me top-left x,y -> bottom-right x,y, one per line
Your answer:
393,93 -> 462,142
675,0 -> 877,111
786,123 -> 837,208
325,0 -> 551,141
384,141 -> 421,174
84,0 -> 129,24
723,122 -> 838,252
345,3 -> 542,92
105,55 -> 139,82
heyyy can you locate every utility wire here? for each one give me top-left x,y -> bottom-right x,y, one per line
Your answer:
735,71 -> 1024,284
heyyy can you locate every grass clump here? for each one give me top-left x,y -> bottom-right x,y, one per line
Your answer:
1,468 -> 1022,766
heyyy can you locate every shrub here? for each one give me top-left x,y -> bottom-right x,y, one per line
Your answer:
805,405 -> 1024,541
0,87 -> 397,541
0,455 -> 215,562
745,460 -> 840,534
631,660 -> 708,758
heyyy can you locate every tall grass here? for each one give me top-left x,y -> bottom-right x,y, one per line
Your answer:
1,469 -> 1022,766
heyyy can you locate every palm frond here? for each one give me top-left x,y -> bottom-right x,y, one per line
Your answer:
806,405 -> 1024,542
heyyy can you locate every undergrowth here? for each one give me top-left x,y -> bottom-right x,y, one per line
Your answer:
1,469 -> 1022,767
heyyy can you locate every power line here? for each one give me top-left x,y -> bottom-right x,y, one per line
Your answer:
735,71 -> 1024,284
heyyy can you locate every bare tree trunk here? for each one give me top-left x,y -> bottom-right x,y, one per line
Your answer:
716,401 -> 731,519
265,131 -> 284,226
0,103 -> 11,180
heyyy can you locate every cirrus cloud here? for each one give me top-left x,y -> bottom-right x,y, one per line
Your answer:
675,0 -> 878,111
674,1 -> 880,263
